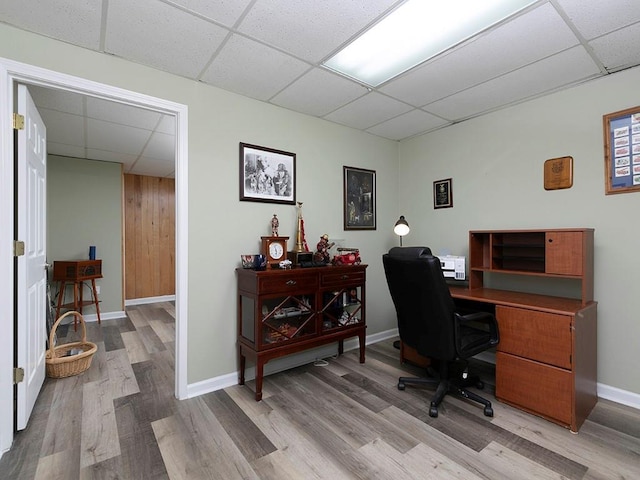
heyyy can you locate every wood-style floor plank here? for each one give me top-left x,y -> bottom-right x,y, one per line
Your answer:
2,303 -> 640,480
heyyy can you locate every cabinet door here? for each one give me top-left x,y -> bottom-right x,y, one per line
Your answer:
546,231 -> 583,275
320,286 -> 363,332
496,306 -> 572,369
259,293 -> 317,347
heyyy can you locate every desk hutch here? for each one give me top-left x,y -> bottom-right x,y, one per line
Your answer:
237,264 -> 367,401
451,228 -> 596,432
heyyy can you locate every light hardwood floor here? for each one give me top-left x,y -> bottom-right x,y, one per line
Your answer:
1,303 -> 639,479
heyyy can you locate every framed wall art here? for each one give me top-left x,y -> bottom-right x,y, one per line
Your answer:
433,178 -> 453,209
603,106 -> 640,195
240,142 -> 296,204
343,166 -> 376,230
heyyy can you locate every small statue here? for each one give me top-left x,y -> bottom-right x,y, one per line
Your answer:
271,214 -> 279,236
313,234 -> 335,264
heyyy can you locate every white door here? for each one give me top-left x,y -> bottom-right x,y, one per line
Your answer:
16,84 -> 47,430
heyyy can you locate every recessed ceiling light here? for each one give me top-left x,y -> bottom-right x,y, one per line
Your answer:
323,0 -> 536,87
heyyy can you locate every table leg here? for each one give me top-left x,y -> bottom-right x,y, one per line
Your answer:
55,280 -> 66,319
73,281 -> 79,331
359,331 -> 365,363
91,279 -> 101,323
254,360 -> 264,401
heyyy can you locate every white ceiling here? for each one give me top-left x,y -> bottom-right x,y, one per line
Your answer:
3,0 -> 640,177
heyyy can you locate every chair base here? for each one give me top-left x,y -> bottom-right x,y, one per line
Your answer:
398,368 -> 494,418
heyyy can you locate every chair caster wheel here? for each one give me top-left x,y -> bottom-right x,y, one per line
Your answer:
484,406 -> 494,417
476,380 -> 484,389
398,382 -> 405,391
429,406 -> 438,417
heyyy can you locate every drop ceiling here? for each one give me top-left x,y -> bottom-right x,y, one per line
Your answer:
2,0 -> 640,177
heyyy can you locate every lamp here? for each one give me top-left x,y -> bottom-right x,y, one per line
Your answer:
394,216 -> 410,246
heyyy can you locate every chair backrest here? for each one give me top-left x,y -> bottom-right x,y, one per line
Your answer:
382,247 -> 457,361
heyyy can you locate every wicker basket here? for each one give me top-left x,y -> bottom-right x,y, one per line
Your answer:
46,311 -> 97,378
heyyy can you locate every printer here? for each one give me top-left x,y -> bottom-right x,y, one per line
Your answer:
439,255 -> 466,281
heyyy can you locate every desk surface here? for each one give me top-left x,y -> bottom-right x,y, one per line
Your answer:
450,286 -> 594,315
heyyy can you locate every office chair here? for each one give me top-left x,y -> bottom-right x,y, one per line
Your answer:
382,247 -> 499,417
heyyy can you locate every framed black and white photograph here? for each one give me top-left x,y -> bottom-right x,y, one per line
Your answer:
240,142 -> 296,204
343,166 -> 376,230
433,178 -> 453,209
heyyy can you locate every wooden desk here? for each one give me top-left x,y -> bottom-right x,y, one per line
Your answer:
450,285 -> 597,433
53,260 -> 102,329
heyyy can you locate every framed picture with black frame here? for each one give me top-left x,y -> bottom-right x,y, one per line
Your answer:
433,178 -> 453,209
343,166 -> 376,230
239,142 -> 296,204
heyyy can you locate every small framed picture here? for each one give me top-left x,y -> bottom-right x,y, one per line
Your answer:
433,178 -> 453,209
240,143 -> 296,204
343,166 -> 376,230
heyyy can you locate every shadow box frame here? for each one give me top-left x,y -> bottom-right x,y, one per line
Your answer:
603,106 -> 640,195
239,142 -> 296,205
343,166 -> 376,230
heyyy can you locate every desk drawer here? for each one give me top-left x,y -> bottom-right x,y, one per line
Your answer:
496,352 -> 572,427
496,305 -> 572,369
258,274 -> 318,295
321,270 -> 365,287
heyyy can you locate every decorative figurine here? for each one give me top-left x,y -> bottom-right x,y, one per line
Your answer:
313,234 -> 335,264
271,214 -> 279,236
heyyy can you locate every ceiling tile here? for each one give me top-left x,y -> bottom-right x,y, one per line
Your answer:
86,148 -> 139,165
201,34 -> 310,101
86,96 -> 162,130
87,118 -> 151,155
424,47 -> 601,120
589,22 -> 640,72
380,3 -> 579,107
0,0 -> 103,49
38,109 -> 85,147
142,132 -> 175,162
556,0 -> 640,40
366,110 -> 450,141
129,156 -> 175,177
156,115 -> 177,135
47,142 -> 86,159
28,86 -> 85,115
163,0 -> 253,27
237,0 -> 400,63
270,68 -> 366,117
105,0 -> 229,79
324,92 -> 413,130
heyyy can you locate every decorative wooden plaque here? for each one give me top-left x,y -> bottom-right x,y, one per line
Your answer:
544,156 -> 573,190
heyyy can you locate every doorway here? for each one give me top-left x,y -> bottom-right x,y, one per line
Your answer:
0,59 -> 189,454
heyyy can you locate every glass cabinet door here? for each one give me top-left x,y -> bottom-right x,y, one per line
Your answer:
259,293 -> 316,346
320,286 -> 363,331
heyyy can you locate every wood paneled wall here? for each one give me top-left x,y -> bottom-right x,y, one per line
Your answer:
124,174 -> 175,300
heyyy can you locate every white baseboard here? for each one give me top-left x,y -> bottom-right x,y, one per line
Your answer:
59,310 -> 126,324
125,295 -> 175,306
185,328 -> 640,413
186,328 -> 399,399
597,383 -> 640,410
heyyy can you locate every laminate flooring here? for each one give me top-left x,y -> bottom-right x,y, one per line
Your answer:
1,302 -> 639,479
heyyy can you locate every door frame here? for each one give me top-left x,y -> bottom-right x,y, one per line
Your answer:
0,58 -> 189,455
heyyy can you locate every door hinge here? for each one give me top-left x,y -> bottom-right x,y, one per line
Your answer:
14,240 -> 25,257
12,113 -> 24,130
14,367 -> 24,384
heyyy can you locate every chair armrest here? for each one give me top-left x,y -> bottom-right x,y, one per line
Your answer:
455,311 -> 500,345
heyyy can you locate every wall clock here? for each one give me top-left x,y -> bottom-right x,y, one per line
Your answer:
261,236 -> 288,268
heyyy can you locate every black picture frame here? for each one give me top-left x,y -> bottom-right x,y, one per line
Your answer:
343,166 -> 376,230
240,142 -> 296,204
433,178 -> 453,209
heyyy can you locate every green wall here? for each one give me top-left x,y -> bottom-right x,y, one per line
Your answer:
4,21 -> 639,398
0,24 -> 400,385
47,156 -> 123,316
399,66 -> 640,395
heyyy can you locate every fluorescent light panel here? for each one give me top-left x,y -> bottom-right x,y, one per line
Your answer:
323,0 -> 536,87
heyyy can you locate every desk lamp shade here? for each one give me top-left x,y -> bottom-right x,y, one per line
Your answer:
394,216 -> 410,246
